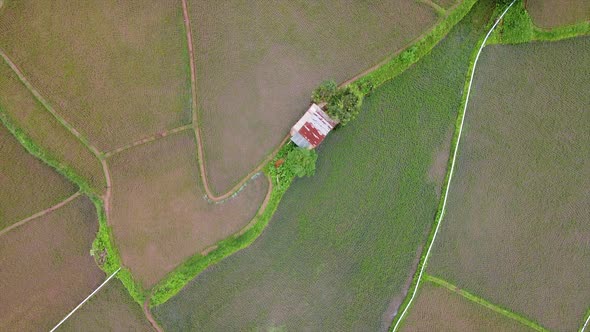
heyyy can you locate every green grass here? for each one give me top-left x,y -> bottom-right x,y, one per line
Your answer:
487,0 -> 590,45
151,2 -> 496,329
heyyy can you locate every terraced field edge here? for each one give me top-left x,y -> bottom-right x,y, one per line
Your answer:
147,0 -> 480,307
0,106 -> 145,305
424,274 -> 549,331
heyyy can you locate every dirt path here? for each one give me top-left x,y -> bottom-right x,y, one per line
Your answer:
0,191 -> 81,238
104,124 -> 192,158
391,2 -> 516,330
143,296 -> 164,332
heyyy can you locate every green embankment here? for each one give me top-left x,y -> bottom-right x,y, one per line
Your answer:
487,0 -> 590,45
146,0 -> 480,307
151,1 -> 496,330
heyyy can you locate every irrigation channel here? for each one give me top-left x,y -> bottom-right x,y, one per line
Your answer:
391,1 -> 516,330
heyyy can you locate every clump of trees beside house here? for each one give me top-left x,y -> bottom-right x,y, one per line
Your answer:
311,80 -> 363,126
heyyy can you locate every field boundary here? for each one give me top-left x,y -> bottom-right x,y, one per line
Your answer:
147,0 -> 482,308
390,2 -> 516,330
0,191 -> 81,238
49,268 -> 121,332
103,124 -> 193,158
424,274 -> 549,331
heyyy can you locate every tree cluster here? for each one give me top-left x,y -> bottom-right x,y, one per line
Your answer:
311,80 -> 363,126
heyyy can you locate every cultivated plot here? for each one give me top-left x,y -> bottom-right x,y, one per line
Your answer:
400,281 -> 535,331
0,124 -> 76,230
108,131 -> 269,288
0,195 -> 104,331
0,59 -> 105,194
59,280 -> 152,332
153,2 -> 495,330
427,37 -> 590,331
189,0 -> 440,193
0,0 -> 191,151
526,0 -> 590,28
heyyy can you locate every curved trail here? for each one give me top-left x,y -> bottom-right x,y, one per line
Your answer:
143,296 -> 164,332
0,191 -> 81,238
391,2 -> 516,330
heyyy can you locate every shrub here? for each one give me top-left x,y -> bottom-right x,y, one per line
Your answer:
311,80 -> 337,104
283,147 -> 318,178
326,85 -> 363,126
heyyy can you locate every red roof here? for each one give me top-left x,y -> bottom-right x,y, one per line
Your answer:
299,122 -> 325,146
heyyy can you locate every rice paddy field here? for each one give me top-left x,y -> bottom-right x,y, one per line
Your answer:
0,195 -> 104,331
427,37 -> 590,331
108,130 -> 269,288
0,0 -> 191,151
526,0 -> 590,28
189,0 -> 442,194
0,58 -> 105,194
60,280 -> 152,332
152,2 -> 495,330
400,281 -> 535,331
0,124 -> 76,230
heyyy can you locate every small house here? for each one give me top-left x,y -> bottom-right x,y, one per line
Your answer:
290,103 -> 338,149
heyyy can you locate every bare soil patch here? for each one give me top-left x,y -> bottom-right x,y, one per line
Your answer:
0,195 -> 104,331
0,0 -> 191,151
526,0 -> 590,29
428,37 -> 590,331
400,282 -> 534,331
189,0 -> 438,193
0,124 -> 76,230
108,131 -> 269,288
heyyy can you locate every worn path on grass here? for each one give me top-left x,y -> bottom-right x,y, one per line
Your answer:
391,1 -> 516,330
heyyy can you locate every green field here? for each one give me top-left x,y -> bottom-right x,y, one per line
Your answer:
401,279 -> 535,331
190,0 -> 441,194
427,36 -> 590,331
60,280 -> 152,331
152,2 -> 495,330
0,124 -> 76,229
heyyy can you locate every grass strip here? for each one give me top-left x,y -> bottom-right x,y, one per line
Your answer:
353,0 -> 477,94
424,274 -> 549,331
487,0 -> 590,45
0,106 -> 146,304
147,0 -> 481,307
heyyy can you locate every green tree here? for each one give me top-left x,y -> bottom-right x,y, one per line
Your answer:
311,80 -> 337,104
326,85 -> 363,126
284,147 -> 318,178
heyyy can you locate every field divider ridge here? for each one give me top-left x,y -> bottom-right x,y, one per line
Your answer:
49,267 -> 121,332
424,274 -> 549,331
103,124 -> 193,158
0,191 -> 81,238
390,2 -> 516,330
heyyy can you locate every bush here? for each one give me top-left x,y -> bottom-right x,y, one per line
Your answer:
326,85 -> 363,126
283,147 -> 318,178
311,80 -> 337,104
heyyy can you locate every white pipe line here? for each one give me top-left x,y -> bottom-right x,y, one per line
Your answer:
49,268 -> 121,332
581,312 -> 590,332
392,1 -> 516,330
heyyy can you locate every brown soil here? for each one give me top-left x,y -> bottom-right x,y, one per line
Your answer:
526,0 -> 590,29
0,125 -> 77,230
0,195 -> 104,331
108,131 -> 269,288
